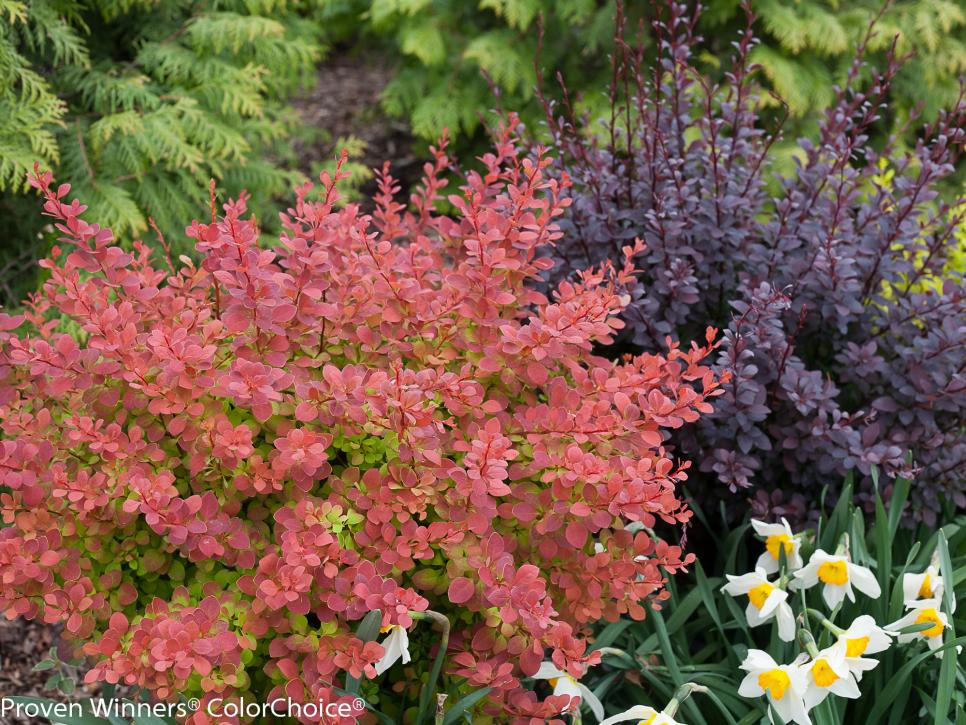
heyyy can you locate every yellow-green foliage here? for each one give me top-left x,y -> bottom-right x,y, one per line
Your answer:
905,200 -> 966,294
871,158 -> 966,297
704,0 -> 966,121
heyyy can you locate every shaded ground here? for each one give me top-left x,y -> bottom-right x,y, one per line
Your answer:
290,50 -> 422,202
0,619 -> 71,725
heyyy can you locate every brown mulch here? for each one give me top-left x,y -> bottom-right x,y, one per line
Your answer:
290,50 -> 423,201
0,618 -> 71,725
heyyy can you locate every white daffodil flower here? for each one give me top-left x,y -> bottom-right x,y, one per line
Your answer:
836,614 -> 892,679
600,705 -> 683,725
751,518 -> 803,574
803,640 -> 861,709
887,599 -> 960,657
791,549 -> 880,609
374,624 -> 411,675
721,568 -> 796,641
902,566 -> 954,611
738,649 -> 811,725
532,661 -> 605,722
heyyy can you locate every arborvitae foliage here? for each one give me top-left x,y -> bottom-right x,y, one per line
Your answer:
0,0 -> 324,305
320,0 -> 629,141
321,0 -> 966,153
543,3 -> 966,526
701,0 -> 966,124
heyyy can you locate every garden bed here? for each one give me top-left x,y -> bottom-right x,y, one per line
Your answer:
0,3 -> 962,725
1,619 -> 65,725
289,51 -> 421,201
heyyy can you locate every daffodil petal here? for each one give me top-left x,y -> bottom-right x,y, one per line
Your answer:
577,682 -> 605,722
534,661 -> 567,680
848,564 -> 881,599
599,705 -> 657,725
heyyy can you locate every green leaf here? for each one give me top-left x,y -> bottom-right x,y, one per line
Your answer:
697,682 -> 743,725
735,711 -> 765,725
867,636 -> 966,722
415,612 -> 451,724
590,619 -> 632,650
935,531 -> 958,724
887,474 -> 912,537
665,582 -> 705,634
820,473 -> 852,551
936,532 -> 957,619
897,622 -> 943,635
722,521 -> 751,580
886,676 -> 914,725
694,561 -> 729,645
441,688 -> 492,725
634,664 -> 676,705
873,476 -> 892,622
649,606 -> 688,720
186,12 -> 285,55
749,44 -> 835,116
100,684 -> 116,702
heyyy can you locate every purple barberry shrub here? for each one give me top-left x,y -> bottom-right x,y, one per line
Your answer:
542,3 -> 965,524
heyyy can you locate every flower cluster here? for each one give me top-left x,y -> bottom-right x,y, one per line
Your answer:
542,2 -> 966,523
723,518 -> 958,724
0,122 -> 724,723
890,565 -> 958,655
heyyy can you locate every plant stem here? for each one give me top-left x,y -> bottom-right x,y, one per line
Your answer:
411,610 -> 451,724
805,608 -> 844,636
797,628 -> 821,658
595,646 -> 637,667
663,682 -> 708,717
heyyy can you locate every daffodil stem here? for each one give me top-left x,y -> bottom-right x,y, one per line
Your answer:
596,646 -> 627,657
834,533 -> 850,558
797,628 -> 821,658
663,682 -> 707,717
805,607 -> 844,636
411,610 -> 450,725
596,646 -> 636,667
410,610 -> 450,631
